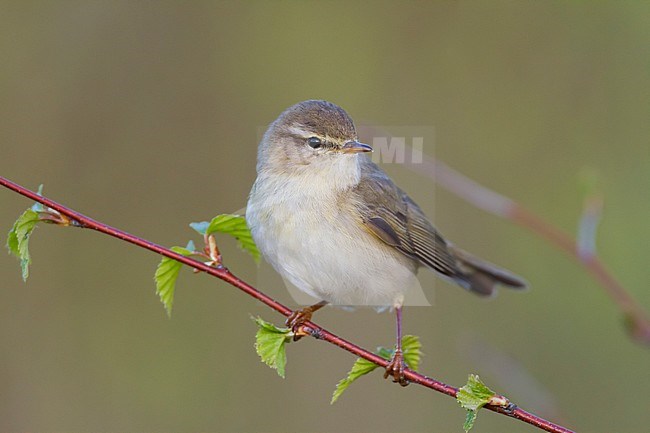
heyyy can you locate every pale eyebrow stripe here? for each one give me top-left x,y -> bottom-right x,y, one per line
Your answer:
288,124 -> 318,138
288,124 -> 338,147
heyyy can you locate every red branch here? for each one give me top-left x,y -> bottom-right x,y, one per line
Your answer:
0,176 -> 574,433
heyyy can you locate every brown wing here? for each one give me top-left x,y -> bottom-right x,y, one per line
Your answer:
351,159 -> 528,296
351,160 -> 462,280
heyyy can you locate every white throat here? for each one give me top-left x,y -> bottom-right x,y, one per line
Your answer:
258,153 -> 362,199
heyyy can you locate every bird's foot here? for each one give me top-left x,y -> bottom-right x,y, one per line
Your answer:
286,301 -> 327,341
383,349 -> 410,386
285,308 -> 313,341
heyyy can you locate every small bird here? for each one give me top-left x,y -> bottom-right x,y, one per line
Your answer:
246,100 -> 527,385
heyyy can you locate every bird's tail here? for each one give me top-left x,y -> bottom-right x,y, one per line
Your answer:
450,246 -> 528,297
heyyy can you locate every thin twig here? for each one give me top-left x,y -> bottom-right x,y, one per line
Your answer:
0,176 -> 574,433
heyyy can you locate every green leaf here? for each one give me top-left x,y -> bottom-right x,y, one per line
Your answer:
6,208 -> 40,281
331,335 -> 421,404
457,374 -> 496,410
375,334 -> 422,370
189,221 -> 209,235
457,374 -> 497,432
401,334 -> 422,371
203,214 -> 260,263
154,244 -> 194,317
463,409 -> 478,433
253,316 -> 291,378
376,346 -> 393,359
331,357 -> 379,404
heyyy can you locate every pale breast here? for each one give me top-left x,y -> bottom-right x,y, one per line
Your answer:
247,175 -> 418,308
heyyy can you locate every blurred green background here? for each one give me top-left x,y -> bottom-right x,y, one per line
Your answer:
1,1 -> 649,432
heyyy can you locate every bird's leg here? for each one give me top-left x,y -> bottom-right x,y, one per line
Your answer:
286,300 -> 328,341
384,306 -> 409,386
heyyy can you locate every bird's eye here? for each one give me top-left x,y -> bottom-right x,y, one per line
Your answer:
307,137 -> 322,149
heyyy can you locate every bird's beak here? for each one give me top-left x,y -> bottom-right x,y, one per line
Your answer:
340,140 -> 373,154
